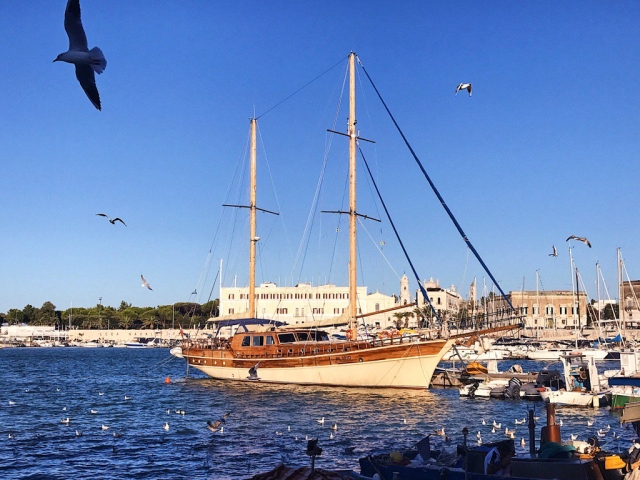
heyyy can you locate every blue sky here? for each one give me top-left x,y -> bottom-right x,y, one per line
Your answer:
1,1 -> 638,313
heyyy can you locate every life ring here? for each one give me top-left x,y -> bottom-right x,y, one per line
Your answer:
579,368 -> 588,380
345,330 -> 353,340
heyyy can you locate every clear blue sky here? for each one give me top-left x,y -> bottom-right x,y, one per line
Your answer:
1,1 -> 638,313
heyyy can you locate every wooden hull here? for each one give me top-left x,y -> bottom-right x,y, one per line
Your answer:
181,339 -> 453,389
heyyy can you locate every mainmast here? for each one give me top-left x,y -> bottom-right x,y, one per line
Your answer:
249,118 -> 258,318
348,53 -> 357,328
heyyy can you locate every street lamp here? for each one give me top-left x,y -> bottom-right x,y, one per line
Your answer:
98,297 -> 103,330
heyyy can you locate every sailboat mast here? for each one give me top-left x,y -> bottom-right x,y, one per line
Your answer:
348,53 -> 357,327
249,118 -> 257,318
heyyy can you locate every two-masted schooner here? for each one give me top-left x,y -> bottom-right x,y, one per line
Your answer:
175,53 -> 454,388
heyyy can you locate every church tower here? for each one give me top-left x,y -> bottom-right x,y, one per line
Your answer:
400,274 -> 411,305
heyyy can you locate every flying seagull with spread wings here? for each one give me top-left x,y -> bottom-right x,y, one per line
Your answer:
54,0 -> 107,110
455,83 -> 472,96
566,236 -> 592,248
141,275 -> 153,291
549,245 -> 558,257
207,413 -> 230,433
95,213 -> 126,226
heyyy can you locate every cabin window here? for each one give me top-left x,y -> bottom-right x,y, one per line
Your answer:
309,331 -> 329,341
241,336 -> 251,347
278,333 -> 296,343
266,336 -> 275,345
252,336 -> 264,347
297,332 -> 310,341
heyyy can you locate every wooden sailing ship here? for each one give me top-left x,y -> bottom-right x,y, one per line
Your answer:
175,53 -> 455,389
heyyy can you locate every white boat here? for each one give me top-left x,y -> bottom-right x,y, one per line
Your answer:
539,353 -> 609,407
125,342 -> 146,349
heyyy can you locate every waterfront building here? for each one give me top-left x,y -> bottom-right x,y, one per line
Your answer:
621,280 -> 640,328
415,278 -> 463,321
219,279 -> 401,329
494,290 -> 588,330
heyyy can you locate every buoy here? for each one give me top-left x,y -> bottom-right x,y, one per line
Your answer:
164,376 -> 171,384
593,394 -> 600,408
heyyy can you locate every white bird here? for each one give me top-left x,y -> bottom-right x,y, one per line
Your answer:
141,275 -> 153,291
491,426 -> 496,433
180,410 -> 185,416
403,418 -> 407,425
505,427 -> 515,435
587,420 -> 594,427
520,438 -> 526,447
566,235 -> 592,248
570,434 -> 578,441
597,430 -> 606,437
220,426 -> 224,434
477,431 -> 482,440
331,423 -> 338,431
317,417 -> 325,425
8,401 -> 15,406
288,426 -> 291,432
549,245 -> 558,257
90,409 -> 98,414
166,409 -> 170,415
75,430 -> 82,437
558,420 -> 563,427
61,418 -> 70,425
493,421 -> 501,428
477,438 -> 482,445
435,427 -> 445,436
101,425 -> 109,431
124,396 -> 131,400
455,83 -> 472,96
329,432 -> 334,439
163,422 -> 169,431
98,392 -> 103,396
206,413 -> 230,433
8,433 -> 14,439
54,0 -> 107,110
62,407 -> 66,411
509,432 -> 515,439
275,431 -> 283,436
481,419 -> 486,425
56,388 -> 61,392
605,424 -> 611,431
96,213 -> 126,226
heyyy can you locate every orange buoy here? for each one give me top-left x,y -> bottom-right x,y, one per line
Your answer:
164,376 -> 171,384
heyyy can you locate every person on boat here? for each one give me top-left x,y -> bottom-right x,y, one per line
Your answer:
484,443 -> 513,475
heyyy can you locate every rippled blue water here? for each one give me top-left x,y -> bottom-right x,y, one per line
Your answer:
0,349 -> 630,479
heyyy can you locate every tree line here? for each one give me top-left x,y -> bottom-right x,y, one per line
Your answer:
0,300 -> 219,330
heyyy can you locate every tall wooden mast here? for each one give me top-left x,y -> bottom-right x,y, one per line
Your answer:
249,118 -> 257,318
348,53 -> 357,327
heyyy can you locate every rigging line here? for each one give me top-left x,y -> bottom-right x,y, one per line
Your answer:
358,217 -> 400,279
290,62 -> 349,284
357,56 -> 516,313
256,123 -> 293,263
256,55 -> 349,120
358,145 -> 442,324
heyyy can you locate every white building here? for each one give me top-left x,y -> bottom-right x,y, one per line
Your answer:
219,279 -> 403,329
415,278 -> 463,319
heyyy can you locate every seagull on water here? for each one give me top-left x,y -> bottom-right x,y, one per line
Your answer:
515,418 -> 526,425
317,417 -> 325,425
124,396 -> 130,400
520,438 -> 526,447
566,235 -> 592,248
62,407 -> 66,411
206,413 -> 230,433
96,213 -> 126,226
455,83 -> 472,96
54,0 -> 107,110
90,409 -> 98,414
9,401 -> 15,406
570,434 -> 578,441
61,418 -> 70,425
75,430 -> 82,437
141,275 -> 153,291
163,422 -> 169,431
549,245 -> 558,257
331,423 -> 338,431
98,392 -> 103,396
101,424 -> 109,431
587,420 -> 594,427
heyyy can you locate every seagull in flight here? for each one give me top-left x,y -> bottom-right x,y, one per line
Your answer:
206,413 -> 230,433
566,236 -> 592,248
96,213 -> 126,226
54,0 -> 107,110
141,275 -> 153,291
455,83 -> 472,96
549,245 -> 558,257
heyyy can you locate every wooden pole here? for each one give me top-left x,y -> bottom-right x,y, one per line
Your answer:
249,118 -> 257,318
348,53 -> 357,337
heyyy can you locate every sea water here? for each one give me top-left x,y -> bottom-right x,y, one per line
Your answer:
0,349 -> 629,479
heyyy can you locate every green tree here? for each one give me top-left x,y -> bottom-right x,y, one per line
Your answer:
6,309 -> 24,325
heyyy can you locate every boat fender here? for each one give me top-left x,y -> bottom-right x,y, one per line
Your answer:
592,394 -> 600,408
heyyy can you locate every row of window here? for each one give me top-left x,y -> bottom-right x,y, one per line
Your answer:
230,292 -> 350,300
519,306 -> 580,315
240,330 -> 330,347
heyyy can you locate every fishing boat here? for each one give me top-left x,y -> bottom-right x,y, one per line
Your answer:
539,353 -> 610,407
174,53 -> 523,388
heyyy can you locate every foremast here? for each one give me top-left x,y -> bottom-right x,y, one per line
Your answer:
249,118 -> 258,318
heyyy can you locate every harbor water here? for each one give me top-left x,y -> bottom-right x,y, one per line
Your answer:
0,348 -> 631,479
